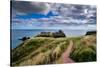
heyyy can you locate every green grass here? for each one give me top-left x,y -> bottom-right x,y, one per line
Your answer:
70,35 -> 96,62
11,35 -> 96,66
70,45 -> 96,62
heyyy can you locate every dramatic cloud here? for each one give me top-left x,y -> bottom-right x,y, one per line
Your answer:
12,1 -> 50,15
11,1 -> 96,30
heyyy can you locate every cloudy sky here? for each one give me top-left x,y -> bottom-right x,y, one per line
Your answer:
11,1 -> 96,31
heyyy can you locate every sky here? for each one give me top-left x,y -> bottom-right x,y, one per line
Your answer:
11,1 -> 96,31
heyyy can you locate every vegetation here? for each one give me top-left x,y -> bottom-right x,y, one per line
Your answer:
11,35 -> 96,66
11,37 -> 69,66
70,35 -> 96,62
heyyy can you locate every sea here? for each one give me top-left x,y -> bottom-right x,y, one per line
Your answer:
11,29 -> 87,48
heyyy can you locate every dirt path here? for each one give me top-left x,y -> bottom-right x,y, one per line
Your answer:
62,40 -> 74,63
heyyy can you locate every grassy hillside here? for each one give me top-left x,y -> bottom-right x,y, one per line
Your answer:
11,34 -> 96,66
70,35 -> 96,62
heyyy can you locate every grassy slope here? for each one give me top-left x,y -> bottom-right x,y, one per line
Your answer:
70,35 -> 96,62
11,34 -> 96,66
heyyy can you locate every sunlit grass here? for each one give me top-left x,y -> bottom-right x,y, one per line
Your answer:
12,35 -> 96,66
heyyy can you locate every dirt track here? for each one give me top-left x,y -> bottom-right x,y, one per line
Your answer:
62,40 -> 74,63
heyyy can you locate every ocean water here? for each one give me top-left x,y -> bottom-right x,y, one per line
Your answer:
11,29 -> 58,48
11,29 -> 86,48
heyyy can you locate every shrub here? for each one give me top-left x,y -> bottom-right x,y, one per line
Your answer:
89,45 -> 96,51
70,47 -> 96,62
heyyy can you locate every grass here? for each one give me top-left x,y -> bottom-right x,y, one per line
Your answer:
11,35 -> 96,66
70,46 -> 96,62
70,35 -> 96,62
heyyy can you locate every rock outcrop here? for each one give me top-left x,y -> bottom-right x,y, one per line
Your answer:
86,31 -> 96,35
36,30 -> 66,38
